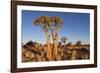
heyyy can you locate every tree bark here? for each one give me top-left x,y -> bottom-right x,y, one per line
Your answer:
55,30 -> 58,60
52,30 -> 58,60
46,33 -> 52,61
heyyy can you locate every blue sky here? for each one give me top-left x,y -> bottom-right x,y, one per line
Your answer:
22,10 -> 90,44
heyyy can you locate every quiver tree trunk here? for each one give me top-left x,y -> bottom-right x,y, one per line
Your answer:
55,30 -> 58,60
46,33 -> 52,61
52,30 -> 58,60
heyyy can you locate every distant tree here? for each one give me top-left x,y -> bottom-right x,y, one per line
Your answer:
58,42 -> 62,45
67,42 -> 72,46
75,40 -> 82,46
61,37 -> 68,45
61,37 -> 68,50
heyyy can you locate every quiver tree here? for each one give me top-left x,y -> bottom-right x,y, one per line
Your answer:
33,16 -> 63,61
33,16 -> 52,61
51,16 -> 63,60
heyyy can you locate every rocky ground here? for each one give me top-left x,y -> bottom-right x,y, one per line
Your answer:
22,41 -> 90,62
